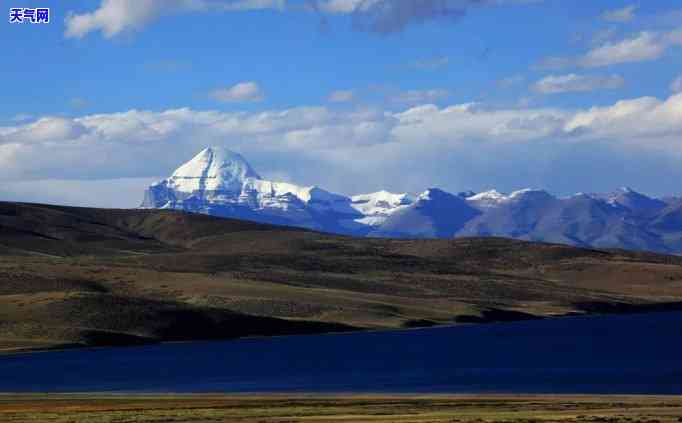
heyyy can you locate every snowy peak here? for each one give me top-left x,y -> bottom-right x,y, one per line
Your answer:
142,147 -> 361,231
507,188 -> 555,202
168,146 -> 261,194
466,188 -> 554,208
606,186 -> 666,213
416,188 -> 467,203
466,189 -> 507,207
352,191 -> 414,213
466,188 -> 553,210
509,188 -> 542,197
350,190 -> 415,227
457,190 -> 477,199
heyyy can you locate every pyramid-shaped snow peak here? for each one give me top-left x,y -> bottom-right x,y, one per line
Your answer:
168,146 -> 261,194
141,146 -> 356,231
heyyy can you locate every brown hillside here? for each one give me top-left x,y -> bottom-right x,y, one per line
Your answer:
2,201 -> 682,352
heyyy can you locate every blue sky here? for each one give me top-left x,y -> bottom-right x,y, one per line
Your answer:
1,0 -> 682,207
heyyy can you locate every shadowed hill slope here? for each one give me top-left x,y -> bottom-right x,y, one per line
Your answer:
2,201 -> 682,352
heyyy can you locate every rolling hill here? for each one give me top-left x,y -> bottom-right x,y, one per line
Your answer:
2,201 -> 682,352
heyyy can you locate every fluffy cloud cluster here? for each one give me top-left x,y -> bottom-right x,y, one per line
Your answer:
539,28 -> 682,69
3,92 -> 682,207
65,0 -> 286,38
565,94 -> 682,143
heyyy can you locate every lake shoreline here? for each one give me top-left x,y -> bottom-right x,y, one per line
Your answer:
4,303 -> 681,357
2,311 -> 680,395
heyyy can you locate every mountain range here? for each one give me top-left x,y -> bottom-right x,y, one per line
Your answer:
142,146 -> 682,254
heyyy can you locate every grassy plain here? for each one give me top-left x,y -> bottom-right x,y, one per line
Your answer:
1,394 -> 682,423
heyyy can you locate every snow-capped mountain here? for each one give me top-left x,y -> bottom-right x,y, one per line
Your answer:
350,191 -> 415,228
142,147 -> 682,254
142,147 -> 360,232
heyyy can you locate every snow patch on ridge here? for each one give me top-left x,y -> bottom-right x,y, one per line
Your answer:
467,188 -> 553,209
351,190 -> 415,227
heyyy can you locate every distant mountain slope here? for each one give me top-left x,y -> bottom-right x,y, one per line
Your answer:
141,147 -> 682,254
369,189 -> 480,238
2,201 -> 682,352
459,190 -> 669,252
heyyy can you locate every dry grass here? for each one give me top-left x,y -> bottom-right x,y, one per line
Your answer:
1,394 -> 682,423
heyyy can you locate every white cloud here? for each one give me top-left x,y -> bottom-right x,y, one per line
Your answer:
391,102 -> 566,145
1,117 -> 88,143
65,0 -> 285,39
317,0 -> 367,14
328,90 -> 355,103
602,5 -> 637,23
210,82 -> 265,103
390,89 -> 450,105
580,31 -> 666,67
3,92 -> 682,204
221,0 -> 286,11
672,75 -> 682,93
538,28 -> 682,69
565,94 -> 682,143
65,0 -> 190,39
533,74 -> 625,94
66,0 -> 539,39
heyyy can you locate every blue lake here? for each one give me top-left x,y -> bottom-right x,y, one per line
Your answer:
1,312 -> 681,394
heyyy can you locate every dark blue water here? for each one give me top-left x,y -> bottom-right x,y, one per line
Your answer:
1,312 -> 681,394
